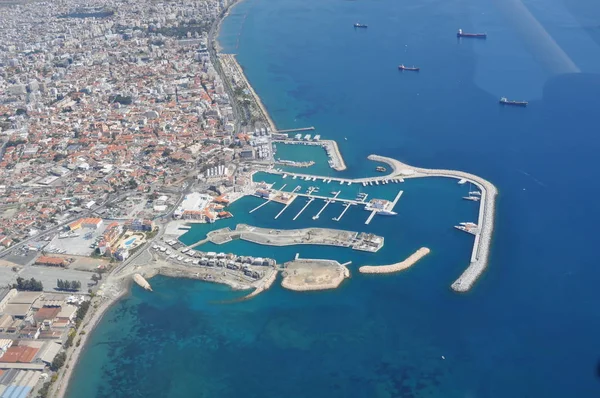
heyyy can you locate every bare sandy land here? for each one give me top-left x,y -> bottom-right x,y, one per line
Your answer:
359,247 -> 430,274
281,259 -> 350,291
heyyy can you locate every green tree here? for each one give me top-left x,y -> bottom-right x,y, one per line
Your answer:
50,351 -> 66,371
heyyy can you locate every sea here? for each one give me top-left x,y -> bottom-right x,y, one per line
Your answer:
66,0 -> 600,397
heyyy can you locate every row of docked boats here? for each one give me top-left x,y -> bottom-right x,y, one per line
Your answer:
361,178 -> 403,186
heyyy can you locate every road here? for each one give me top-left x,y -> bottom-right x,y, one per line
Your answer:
0,192 -> 130,258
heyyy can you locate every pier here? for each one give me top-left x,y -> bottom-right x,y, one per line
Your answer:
313,192 -> 339,220
274,186 -> 300,219
274,197 -> 296,219
294,198 -> 314,220
275,127 -> 315,133
364,210 -> 377,225
249,198 -> 271,213
333,203 -> 352,221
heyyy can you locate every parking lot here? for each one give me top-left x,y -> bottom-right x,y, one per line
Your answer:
48,224 -> 109,256
18,266 -> 96,292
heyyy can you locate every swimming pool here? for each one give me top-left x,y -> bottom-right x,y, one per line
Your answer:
123,237 -> 137,247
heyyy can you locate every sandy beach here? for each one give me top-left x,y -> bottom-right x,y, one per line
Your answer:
359,247 -> 430,274
52,282 -> 128,398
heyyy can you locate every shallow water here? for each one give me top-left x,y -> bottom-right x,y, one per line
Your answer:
66,0 -> 600,396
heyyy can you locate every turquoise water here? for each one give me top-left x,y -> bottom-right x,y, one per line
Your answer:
123,237 -> 137,247
67,0 -> 600,397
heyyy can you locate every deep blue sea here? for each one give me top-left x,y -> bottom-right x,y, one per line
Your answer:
66,0 -> 600,397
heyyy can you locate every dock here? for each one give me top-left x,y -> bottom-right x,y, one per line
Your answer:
294,198 -> 314,220
249,198 -> 271,213
313,192 -> 339,220
333,203 -> 352,221
364,210 -> 377,225
390,190 -> 404,210
275,127 -> 315,134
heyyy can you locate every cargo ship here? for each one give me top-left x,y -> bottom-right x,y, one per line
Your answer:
499,97 -> 528,107
398,64 -> 420,71
457,29 -> 487,38
354,23 -> 368,28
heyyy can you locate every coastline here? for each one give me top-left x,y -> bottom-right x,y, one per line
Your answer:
52,283 -> 129,398
221,53 -> 277,131
359,247 -> 430,274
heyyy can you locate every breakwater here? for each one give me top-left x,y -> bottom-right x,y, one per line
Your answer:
367,155 -> 497,292
359,247 -> 430,274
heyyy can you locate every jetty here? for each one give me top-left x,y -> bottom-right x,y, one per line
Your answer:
294,198 -> 314,220
366,155 -> 497,292
133,273 -> 152,291
275,127 -> 315,133
359,247 -> 430,274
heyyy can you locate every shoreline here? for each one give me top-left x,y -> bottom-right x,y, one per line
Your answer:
52,283 -> 129,398
359,247 -> 430,274
221,53 -> 277,132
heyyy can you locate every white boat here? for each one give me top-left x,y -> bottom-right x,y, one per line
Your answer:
463,196 -> 481,202
469,191 -> 481,196
375,180 -> 379,185
282,174 -> 288,179
378,210 -> 397,216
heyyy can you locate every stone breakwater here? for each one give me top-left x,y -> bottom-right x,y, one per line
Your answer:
242,268 -> 278,299
367,155 -> 497,292
322,139 -> 347,171
359,247 -> 430,274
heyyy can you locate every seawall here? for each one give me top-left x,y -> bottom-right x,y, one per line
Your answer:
367,155 -> 497,292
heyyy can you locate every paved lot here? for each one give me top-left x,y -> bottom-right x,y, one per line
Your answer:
49,224 -> 109,256
18,266 -> 95,292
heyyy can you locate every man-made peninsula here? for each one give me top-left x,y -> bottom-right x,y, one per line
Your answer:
281,259 -> 350,291
197,224 -> 384,252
